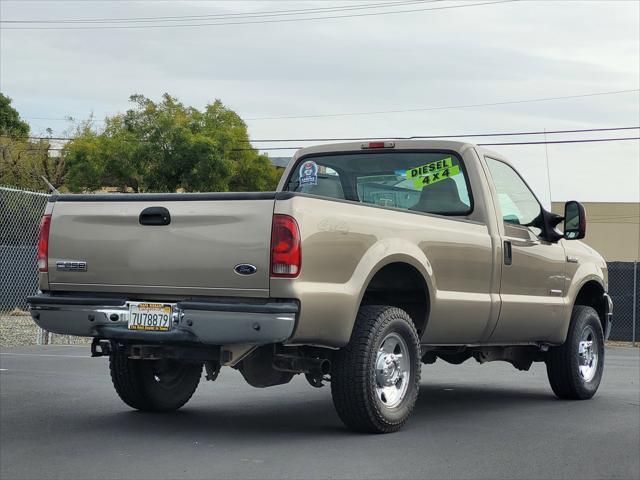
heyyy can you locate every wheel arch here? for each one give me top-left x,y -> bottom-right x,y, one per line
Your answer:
357,259 -> 432,337
279,240 -> 435,348
551,276 -> 607,344
572,279 -> 607,337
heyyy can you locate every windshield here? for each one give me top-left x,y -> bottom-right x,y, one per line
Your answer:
285,151 -> 472,216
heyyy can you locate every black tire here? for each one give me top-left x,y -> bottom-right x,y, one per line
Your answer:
546,305 -> 604,400
331,305 -> 421,433
109,353 -> 202,412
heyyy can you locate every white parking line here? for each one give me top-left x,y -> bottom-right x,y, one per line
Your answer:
0,353 -> 88,358
0,368 -> 7,371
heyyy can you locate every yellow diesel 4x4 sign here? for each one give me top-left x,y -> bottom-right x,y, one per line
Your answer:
406,157 -> 461,189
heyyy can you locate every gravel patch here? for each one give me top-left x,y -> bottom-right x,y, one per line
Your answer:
48,332 -> 91,346
605,340 -> 639,348
0,314 -> 39,346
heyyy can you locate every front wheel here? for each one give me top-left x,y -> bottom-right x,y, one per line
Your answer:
109,354 -> 202,412
331,305 -> 421,433
545,305 -> 604,400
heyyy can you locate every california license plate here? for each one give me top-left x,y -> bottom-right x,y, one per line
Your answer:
128,303 -> 174,332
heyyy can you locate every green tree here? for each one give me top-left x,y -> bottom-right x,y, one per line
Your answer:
0,93 -> 30,140
0,136 -> 65,191
64,94 -> 280,193
0,94 -> 67,191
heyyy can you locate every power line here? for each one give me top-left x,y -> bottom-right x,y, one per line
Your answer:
187,137 -> 640,150
22,90 -> 639,126
22,116 -> 81,122
477,137 -> 639,146
1,1 -> 432,24
1,0 -> 518,30
11,126 -> 639,143
253,136 -> 640,149
588,220 -> 640,224
7,136 -> 640,154
245,89 -> 640,121
252,126 -> 640,142
587,215 -> 640,220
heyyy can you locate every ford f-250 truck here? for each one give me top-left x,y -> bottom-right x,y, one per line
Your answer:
28,140 -> 612,433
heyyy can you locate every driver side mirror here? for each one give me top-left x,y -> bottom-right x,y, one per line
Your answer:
563,201 -> 586,240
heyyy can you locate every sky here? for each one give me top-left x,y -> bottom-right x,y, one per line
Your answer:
1,0 -> 639,206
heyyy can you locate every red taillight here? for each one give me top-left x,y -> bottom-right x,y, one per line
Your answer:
37,214 -> 51,272
270,214 -> 301,278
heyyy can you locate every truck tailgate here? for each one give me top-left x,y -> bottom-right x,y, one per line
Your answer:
46,193 -> 275,297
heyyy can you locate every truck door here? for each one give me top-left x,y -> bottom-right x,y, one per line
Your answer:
483,156 -> 566,343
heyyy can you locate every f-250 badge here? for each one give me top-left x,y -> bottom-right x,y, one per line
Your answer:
56,260 -> 87,272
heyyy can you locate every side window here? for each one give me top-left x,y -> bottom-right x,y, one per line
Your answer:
485,157 -> 542,228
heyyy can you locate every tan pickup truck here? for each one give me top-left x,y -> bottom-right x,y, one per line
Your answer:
29,140 -> 612,433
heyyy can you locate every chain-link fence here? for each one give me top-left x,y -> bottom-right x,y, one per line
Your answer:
0,184 -> 638,344
1,186 -> 50,312
608,261 -> 639,344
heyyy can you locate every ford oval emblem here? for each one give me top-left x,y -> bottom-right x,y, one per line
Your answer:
234,264 -> 257,276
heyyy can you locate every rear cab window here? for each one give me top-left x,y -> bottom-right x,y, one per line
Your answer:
285,151 -> 473,216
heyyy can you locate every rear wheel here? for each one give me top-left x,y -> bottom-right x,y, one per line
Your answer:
331,305 -> 421,433
546,305 -> 604,400
109,354 -> 202,411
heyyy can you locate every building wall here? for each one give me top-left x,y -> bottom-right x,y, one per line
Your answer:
551,202 -> 640,262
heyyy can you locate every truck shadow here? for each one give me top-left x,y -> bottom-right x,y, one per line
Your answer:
414,382 -> 555,415
89,382 -> 558,437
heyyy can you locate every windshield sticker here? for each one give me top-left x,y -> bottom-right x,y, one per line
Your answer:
299,160 -> 318,186
406,157 -> 460,189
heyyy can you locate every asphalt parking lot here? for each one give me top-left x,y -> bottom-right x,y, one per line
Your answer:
1,346 -> 638,480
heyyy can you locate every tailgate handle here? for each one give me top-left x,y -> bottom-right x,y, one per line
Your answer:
139,207 -> 171,226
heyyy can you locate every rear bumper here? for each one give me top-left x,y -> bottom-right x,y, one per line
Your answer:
27,294 -> 297,346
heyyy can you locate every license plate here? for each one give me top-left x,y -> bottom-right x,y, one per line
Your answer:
128,303 -> 174,332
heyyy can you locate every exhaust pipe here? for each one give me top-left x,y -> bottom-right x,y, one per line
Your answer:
272,354 -> 331,376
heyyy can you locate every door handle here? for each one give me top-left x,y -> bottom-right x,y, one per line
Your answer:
139,207 -> 171,226
504,240 -> 512,265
